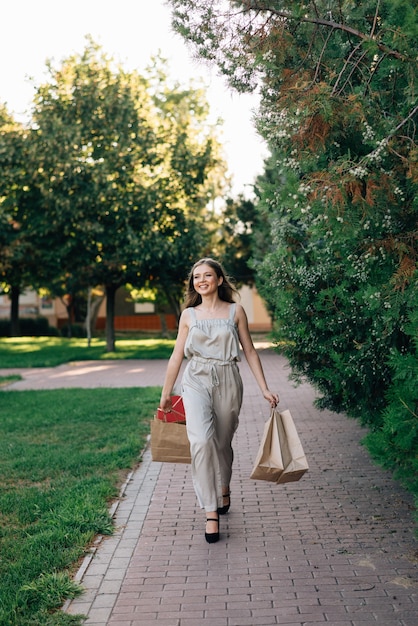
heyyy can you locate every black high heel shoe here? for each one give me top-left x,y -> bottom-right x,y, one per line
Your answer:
217,492 -> 230,515
205,517 -> 220,543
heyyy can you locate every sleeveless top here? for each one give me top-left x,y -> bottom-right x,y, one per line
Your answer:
184,303 -> 241,363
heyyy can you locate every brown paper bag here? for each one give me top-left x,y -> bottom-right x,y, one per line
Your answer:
250,408 -> 284,482
276,409 -> 309,483
150,416 -> 191,464
250,408 -> 308,483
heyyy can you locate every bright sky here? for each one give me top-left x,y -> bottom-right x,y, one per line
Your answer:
0,0 -> 267,196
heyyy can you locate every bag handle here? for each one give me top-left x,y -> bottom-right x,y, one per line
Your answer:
156,395 -> 186,422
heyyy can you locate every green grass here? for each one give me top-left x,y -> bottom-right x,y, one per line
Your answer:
0,386 -> 161,626
0,336 -> 175,367
0,375 -> 21,387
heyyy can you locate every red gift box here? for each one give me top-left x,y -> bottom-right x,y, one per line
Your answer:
156,395 -> 186,422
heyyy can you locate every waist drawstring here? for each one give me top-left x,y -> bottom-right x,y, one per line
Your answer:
211,365 -> 219,387
190,356 -> 236,392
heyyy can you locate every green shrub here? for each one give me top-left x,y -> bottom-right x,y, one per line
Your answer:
363,307 -> 418,522
0,317 -> 60,337
0,319 -> 11,336
59,324 -> 86,338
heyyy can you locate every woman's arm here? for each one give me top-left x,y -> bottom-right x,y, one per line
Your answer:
235,303 -> 279,407
159,309 -> 190,412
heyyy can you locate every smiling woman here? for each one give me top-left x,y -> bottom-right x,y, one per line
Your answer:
159,257 -> 279,543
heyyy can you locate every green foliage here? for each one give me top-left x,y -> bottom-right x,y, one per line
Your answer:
212,194 -> 259,284
59,324 -> 86,339
0,386 -> 160,625
363,305 -> 418,521
167,0 -> 418,520
20,572 -> 83,614
1,40 -> 230,349
0,317 -> 59,337
0,109 -> 50,336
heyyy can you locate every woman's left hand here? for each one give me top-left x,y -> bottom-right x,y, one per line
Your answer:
263,389 -> 279,408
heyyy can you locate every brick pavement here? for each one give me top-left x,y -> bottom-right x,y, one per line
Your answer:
14,351 -> 417,625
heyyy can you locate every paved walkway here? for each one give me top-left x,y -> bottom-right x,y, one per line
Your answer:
5,351 -> 418,625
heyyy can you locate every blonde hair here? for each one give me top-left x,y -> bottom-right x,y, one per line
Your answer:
184,258 -> 239,308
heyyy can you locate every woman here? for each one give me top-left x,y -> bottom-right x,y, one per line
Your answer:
159,258 -> 279,543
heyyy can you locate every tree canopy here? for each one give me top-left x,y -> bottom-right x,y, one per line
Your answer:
0,110 -> 49,335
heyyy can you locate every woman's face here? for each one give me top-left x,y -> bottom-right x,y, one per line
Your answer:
192,263 -> 223,296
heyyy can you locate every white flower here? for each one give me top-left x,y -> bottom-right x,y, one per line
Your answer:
362,122 -> 375,142
349,165 -> 368,178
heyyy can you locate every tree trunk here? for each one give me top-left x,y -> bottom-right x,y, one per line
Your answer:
65,302 -> 73,338
158,313 -> 169,339
162,286 -> 181,323
105,284 -> 118,352
10,285 -> 20,337
85,289 -> 105,346
86,287 -> 92,347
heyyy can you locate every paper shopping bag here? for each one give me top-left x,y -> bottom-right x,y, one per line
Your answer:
151,397 -> 191,464
250,408 -> 284,482
250,408 -> 308,483
275,409 -> 309,483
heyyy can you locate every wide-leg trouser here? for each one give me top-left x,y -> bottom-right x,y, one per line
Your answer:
182,357 -> 243,512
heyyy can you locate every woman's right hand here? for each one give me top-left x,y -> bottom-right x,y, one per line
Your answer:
159,394 -> 172,413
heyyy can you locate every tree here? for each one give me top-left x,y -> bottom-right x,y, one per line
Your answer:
140,58 -> 229,318
32,41 -> 227,350
31,41 -> 161,350
168,0 -> 417,412
0,109 -> 24,335
0,108 -> 50,336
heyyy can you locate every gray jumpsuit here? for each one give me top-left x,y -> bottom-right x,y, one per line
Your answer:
182,303 -> 244,512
